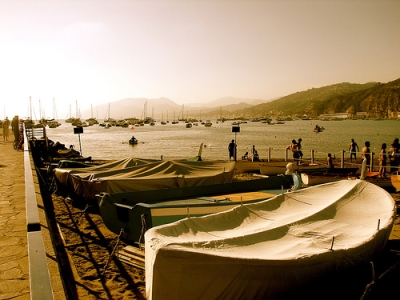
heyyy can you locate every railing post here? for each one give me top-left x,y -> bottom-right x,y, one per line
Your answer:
341,150 -> 345,168
371,152 -> 374,171
311,149 -> 314,164
268,147 -> 271,162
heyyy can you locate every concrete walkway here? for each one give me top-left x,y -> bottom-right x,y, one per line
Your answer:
0,138 -> 29,299
0,136 -> 65,300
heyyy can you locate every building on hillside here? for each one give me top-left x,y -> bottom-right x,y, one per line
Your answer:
318,113 -> 348,120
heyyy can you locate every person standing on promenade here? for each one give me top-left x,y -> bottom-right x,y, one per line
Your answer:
388,138 -> 400,173
228,139 -> 236,161
2,117 -> 10,141
297,138 -> 303,164
348,138 -> 359,162
379,143 -> 387,178
327,153 -> 335,168
361,141 -> 371,170
287,139 -> 300,165
11,115 -> 19,142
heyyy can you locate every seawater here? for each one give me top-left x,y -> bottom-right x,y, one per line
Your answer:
46,119 -> 400,163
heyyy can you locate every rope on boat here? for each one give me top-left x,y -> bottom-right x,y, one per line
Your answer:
75,204 -> 89,224
137,214 -> 147,249
103,228 -> 125,276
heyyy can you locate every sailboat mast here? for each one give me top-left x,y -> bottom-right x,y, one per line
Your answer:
53,98 -> 57,120
29,96 -> 32,120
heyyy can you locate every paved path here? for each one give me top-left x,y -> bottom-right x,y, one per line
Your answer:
0,136 -> 65,300
0,138 -> 29,299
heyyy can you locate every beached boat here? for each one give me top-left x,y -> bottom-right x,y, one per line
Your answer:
234,160 -> 263,173
391,173 -> 400,191
300,168 -> 359,186
362,172 -> 395,189
96,175 -> 299,243
301,172 -> 351,186
53,159 -> 235,201
145,180 -> 396,300
259,161 -> 341,175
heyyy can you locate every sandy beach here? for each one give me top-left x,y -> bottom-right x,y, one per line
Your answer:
1,132 -> 400,299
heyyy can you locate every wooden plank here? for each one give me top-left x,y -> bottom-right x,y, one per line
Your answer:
116,252 -> 145,269
123,245 -> 145,258
117,252 -> 145,263
211,191 -> 278,202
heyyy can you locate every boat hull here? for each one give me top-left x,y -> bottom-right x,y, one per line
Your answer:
145,180 -> 396,300
301,172 -> 347,186
234,160 -> 262,173
259,162 -> 358,176
391,174 -> 400,191
97,175 -> 297,242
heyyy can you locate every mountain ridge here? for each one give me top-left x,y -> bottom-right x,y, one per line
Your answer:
81,78 -> 400,120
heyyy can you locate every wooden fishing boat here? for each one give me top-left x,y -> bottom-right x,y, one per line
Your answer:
54,159 -> 235,201
258,161 -> 294,175
234,160 -> 263,173
259,161 -> 357,176
145,180 -> 396,300
391,173 -> 400,191
96,175 -> 300,243
360,172 -> 394,189
301,172 -> 348,186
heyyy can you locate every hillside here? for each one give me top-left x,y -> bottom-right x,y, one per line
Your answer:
236,79 -> 400,119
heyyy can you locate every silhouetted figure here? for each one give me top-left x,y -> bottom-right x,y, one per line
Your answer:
287,139 -> 300,164
348,138 -> 359,162
379,143 -> 387,178
228,139 -> 236,161
361,141 -> 371,169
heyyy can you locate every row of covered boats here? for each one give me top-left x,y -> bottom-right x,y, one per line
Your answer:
43,142 -> 400,299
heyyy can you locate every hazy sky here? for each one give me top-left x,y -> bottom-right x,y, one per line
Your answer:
1,0 -> 399,119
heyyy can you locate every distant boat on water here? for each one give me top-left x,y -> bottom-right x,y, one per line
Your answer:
204,120 -> 212,127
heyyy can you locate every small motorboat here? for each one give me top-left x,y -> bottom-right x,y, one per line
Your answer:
96,174 -> 298,243
129,136 -> 138,145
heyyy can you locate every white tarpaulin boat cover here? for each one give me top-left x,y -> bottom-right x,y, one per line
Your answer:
145,180 -> 396,300
54,158 -> 235,200
54,157 -> 158,186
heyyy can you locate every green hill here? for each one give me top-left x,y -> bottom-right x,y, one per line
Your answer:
236,78 -> 400,119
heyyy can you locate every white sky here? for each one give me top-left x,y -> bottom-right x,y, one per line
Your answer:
1,0 -> 399,119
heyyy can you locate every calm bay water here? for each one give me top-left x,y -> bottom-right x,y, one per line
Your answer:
46,119 -> 400,163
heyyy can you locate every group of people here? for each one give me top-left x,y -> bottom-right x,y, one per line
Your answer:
229,136 -> 400,176
228,140 -> 260,161
1,116 -> 21,143
349,138 -> 400,177
286,138 -> 303,165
